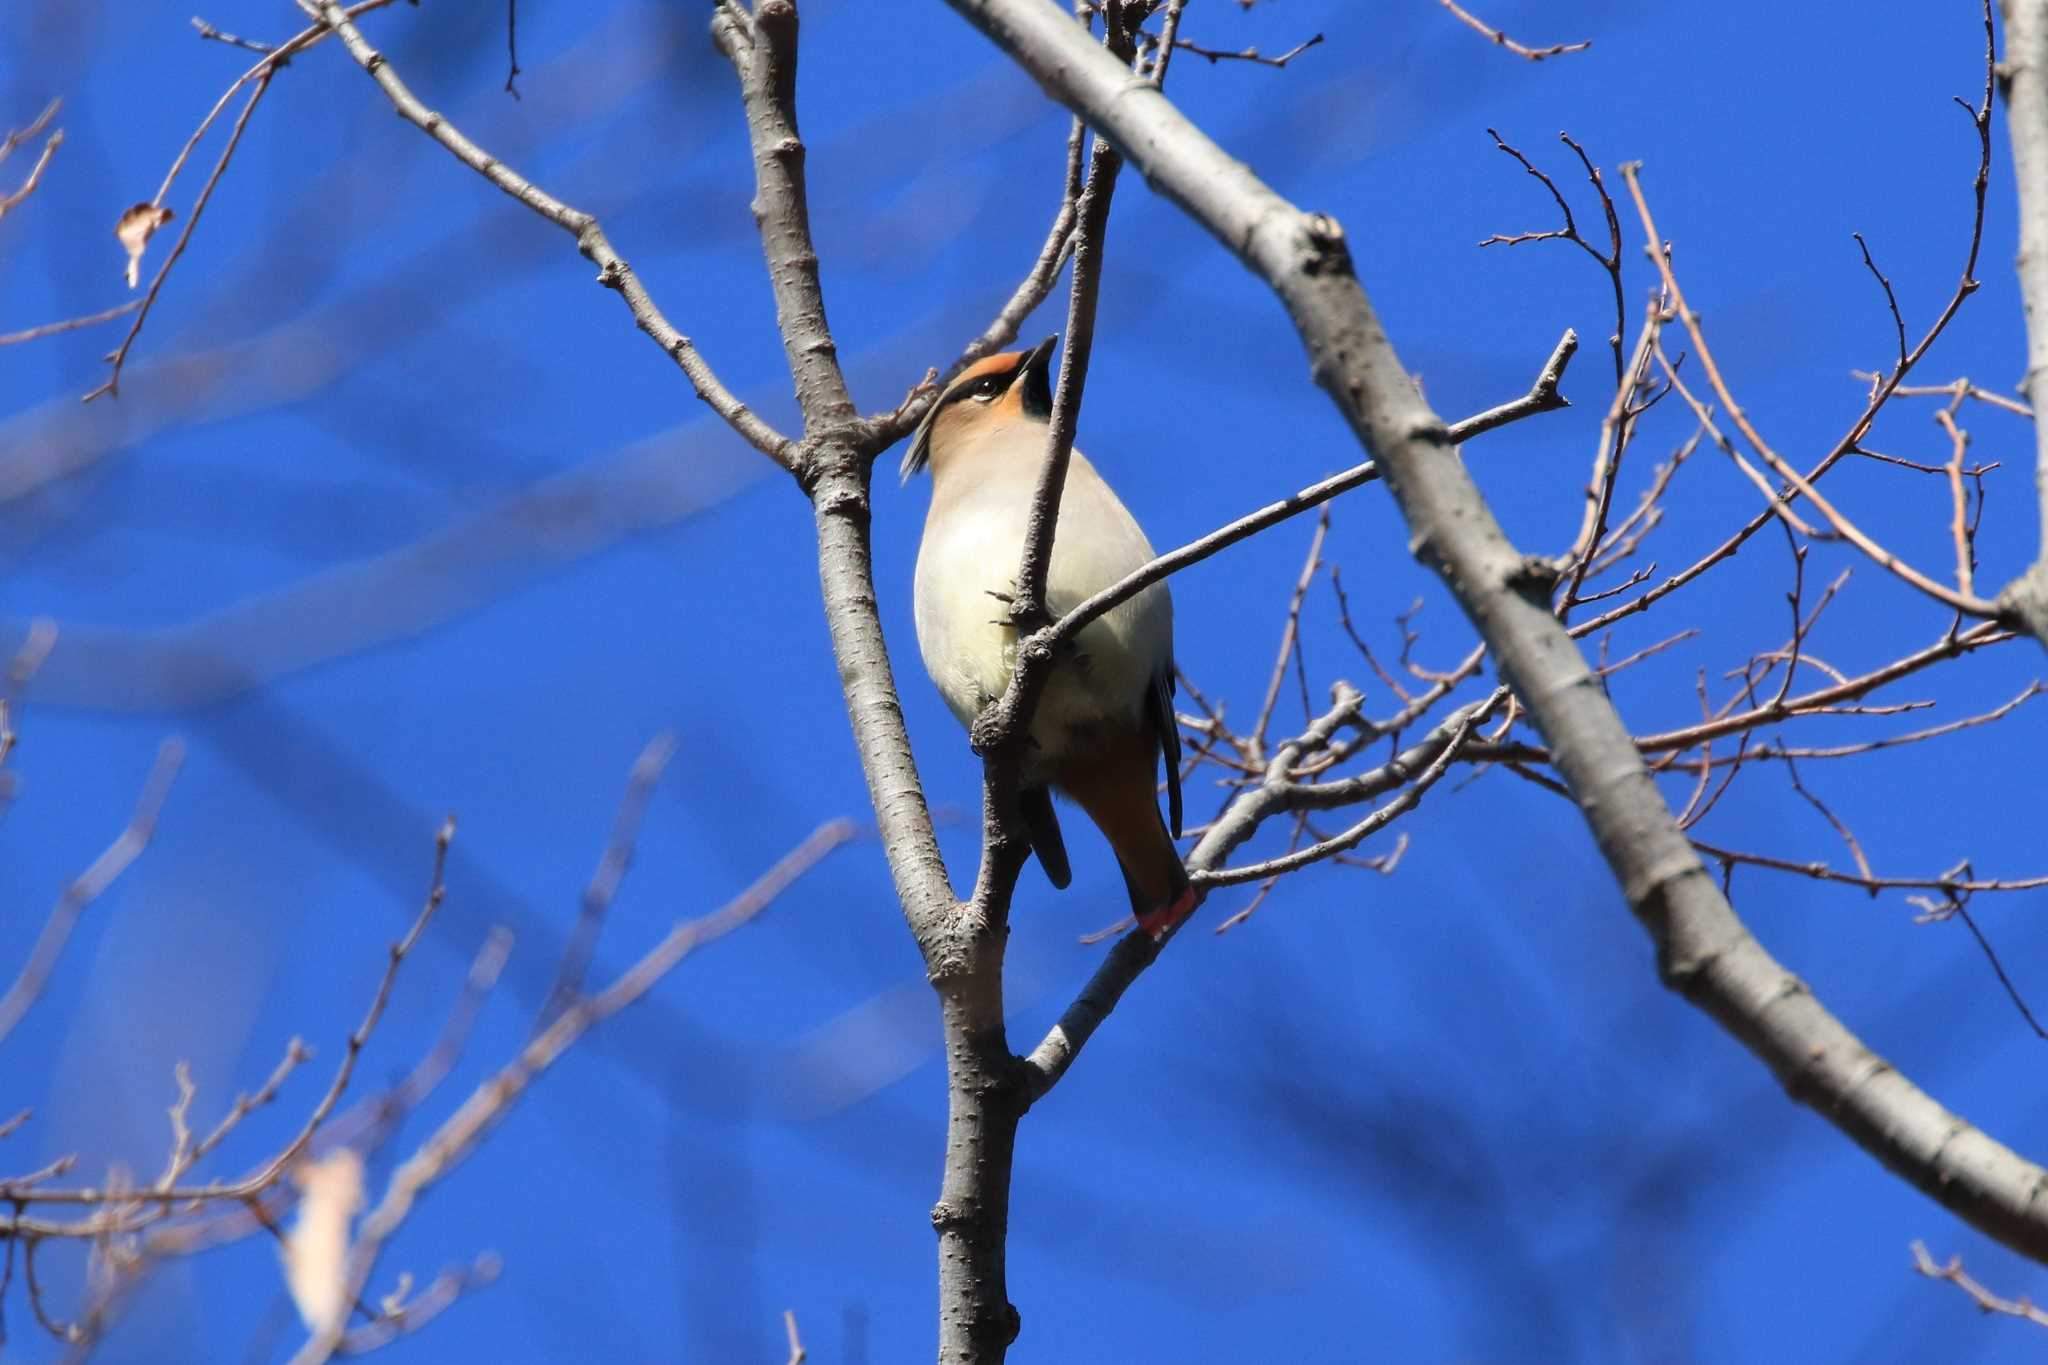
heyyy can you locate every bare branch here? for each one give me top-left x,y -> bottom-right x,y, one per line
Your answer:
302,0 -> 792,463
0,740 -> 184,1047
0,300 -> 145,350
1995,0 -> 2048,638
86,69 -> 274,401
948,0 -> 2048,1275
1197,710 -> 1473,885
1622,163 -> 2004,618
1687,842 -> 2048,897
1024,693 -> 1490,1099
1469,620 -> 2017,765
5,818 -> 451,1208
0,117 -> 61,223
1912,1239 -> 2048,1330
1048,327 -> 1577,652
709,0 -> 856,434
1936,407 -> 1980,597
190,17 -> 277,55
1564,40 -> 1993,641
1152,31 -> 1323,70
540,733 -> 678,1027
874,114 -> 1089,440
1008,57 -> 1128,635
1438,0 -> 1590,61
1250,511 -> 1330,750
1562,297 -> 1663,609
504,0 -> 523,98
1851,231 -> 1909,373
0,99 -> 59,170
1480,130 -> 1624,383
284,819 -> 853,1365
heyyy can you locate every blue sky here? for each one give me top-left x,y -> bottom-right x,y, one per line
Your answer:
4,0 -> 2048,1360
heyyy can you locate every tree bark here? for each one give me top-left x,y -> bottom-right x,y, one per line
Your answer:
947,0 -> 2048,1268
1998,0 -> 2048,641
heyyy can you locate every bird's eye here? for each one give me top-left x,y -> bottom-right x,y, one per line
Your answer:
970,375 -> 1005,401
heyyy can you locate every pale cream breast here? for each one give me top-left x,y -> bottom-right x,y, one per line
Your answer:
913,440 -> 1172,773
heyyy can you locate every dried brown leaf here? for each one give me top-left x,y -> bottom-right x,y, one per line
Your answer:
114,202 -> 173,289
282,1148 -> 364,1335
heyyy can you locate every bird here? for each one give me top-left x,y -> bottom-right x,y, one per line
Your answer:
902,335 -> 1196,937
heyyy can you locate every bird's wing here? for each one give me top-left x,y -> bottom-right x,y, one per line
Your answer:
1020,785 -> 1072,889
1150,664 -> 1183,839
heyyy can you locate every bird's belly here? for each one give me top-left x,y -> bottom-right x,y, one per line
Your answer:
913,467 -> 1169,781
918,592 -> 1153,778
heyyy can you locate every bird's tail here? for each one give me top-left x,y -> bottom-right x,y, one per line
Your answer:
1060,730 -> 1200,938
1122,846 -> 1200,940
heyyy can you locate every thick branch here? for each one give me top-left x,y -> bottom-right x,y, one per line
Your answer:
808,456 -> 958,950
712,2 -> 857,434
950,0 -> 2048,1269
1997,0 -> 2048,640
937,18 -> 1138,1359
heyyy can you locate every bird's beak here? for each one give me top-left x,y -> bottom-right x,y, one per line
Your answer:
1017,334 -> 1058,418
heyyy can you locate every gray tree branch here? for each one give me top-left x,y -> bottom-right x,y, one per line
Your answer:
1048,327 -> 1576,653
947,0 -> 2048,1277
300,0 -> 792,464
712,1 -> 858,435
1997,0 -> 2048,640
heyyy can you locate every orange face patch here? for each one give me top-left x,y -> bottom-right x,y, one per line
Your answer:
901,350 -> 1034,479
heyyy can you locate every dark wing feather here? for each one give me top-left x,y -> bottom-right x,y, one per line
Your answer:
1020,785 -> 1072,889
1150,665 -> 1183,838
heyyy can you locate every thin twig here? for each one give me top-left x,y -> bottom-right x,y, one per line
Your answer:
284,819 -> 854,1365
87,69 -> 276,401
540,733 -> 678,1026
1936,408 -> 1977,597
0,740 -> 185,1046
6,819 -> 454,1207
504,0 -> 522,98
1197,713 -> 1473,886
0,123 -> 62,222
1251,511 -> 1329,750
1157,31 -> 1322,69
305,0 -> 791,462
0,299 -> 145,349
1687,841 -> 2048,896
1851,231 -> 1909,374
1438,0 -> 1589,61
190,17 -> 277,55
1047,328 -> 1576,652
1911,1240 -> 2048,1330
1620,163 -> 2002,619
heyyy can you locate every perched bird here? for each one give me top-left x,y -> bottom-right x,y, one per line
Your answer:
903,335 -> 1195,936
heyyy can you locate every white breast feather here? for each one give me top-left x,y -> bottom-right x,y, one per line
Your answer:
914,442 -> 1170,771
